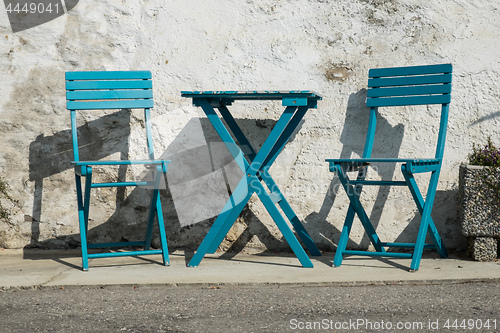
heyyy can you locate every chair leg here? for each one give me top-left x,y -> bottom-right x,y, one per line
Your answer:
335,165 -> 385,253
402,166 -> 448,269
155,194 -> 170,266
83,167 -> 93,233
427,218 -> 448,258
75,173 -> 89,271
333,204 -> 356,267
144,166 -> 169,266
144,191 -> 158,251
409,170 -> 441,271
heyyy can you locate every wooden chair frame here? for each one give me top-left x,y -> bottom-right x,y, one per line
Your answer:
327,64 -> 452,271
66,70 -> 170,271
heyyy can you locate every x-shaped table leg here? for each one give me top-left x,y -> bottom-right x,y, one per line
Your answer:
187,99 -> 320,267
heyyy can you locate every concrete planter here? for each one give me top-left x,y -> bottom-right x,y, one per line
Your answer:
459,164 -> 500,261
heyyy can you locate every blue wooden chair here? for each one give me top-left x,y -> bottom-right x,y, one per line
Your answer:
66,70 -> 170,271
326,64 -> 452,271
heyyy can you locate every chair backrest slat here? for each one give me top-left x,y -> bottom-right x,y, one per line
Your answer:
66,70 -> 152,81
367,64 -> 452,108
67,99 -> 155,110
65,70 -> 153,111
368,63 -> 452,77
67,90 -> 153,100
367,94 -> 451,108
367,84 -> 451,98
66,80 -> 153,90
368,74 -> 452,88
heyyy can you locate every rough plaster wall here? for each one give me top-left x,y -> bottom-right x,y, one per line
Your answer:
0,0 -> 499,253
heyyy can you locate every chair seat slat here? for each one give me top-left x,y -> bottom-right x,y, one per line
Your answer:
66,80 -> 153,90
73,160 -> 169,165
368,63 -> 452,78
67,90 -> 153,100
67,99 -> 154,110
367,84 -> 451,98
65,70 -> 152,80
366,94 -> 451,107
368,74 -> 452,88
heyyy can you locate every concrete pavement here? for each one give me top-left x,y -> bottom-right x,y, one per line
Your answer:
1,248 -> 499,290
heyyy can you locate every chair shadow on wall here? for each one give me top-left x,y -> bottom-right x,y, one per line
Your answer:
26,112 -> 304,266
27,109 -> 133,249
303,89 -> 405,256
394,189 -> 467,254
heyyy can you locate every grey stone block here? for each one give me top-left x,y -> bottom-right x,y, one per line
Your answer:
470,237 -> 498,262
459,165 -> 500,237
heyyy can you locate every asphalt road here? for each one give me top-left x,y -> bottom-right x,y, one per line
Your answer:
1,282 -> 499,332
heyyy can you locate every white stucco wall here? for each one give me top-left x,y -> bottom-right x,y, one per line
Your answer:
1,0 -> 499,252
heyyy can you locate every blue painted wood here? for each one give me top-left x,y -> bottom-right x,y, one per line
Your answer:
181,90 -> 322,100
181,90 -> 322,108
334,165 -> 385,253
251,176 -> 314,268
218,105 -> 257,159
367,95 -> 451,107
66,90 -> 153,100
83,167 -> 92,232
367,84 -> 452,98
66,80 -> 153,90
401,164 -> 448,259
67,100 -> 154,110
342,250 -> 413,259
435,104 -> 450,160
333,205 -> 355,267
328,64 -> 452,271
88,241 -> 145,249
74,160 -> 168,166
349,180 -> 408,186
368,63 -> 452,77
326,158 -> 440,164
368,74 -> 452,88
262,106 -> 309,168
184,92 -> 321,267
88,249 -> 163,259
189,176 -> 254,266
259,170 -> 322,256
74,174 -> 89,271
70,111 -> 79,162
91,181 -> 154,188
203,103 -> 319,258
66,70 -> 152,80
282,97 -> 308,106
65,70 -> 170,270
144,108 -> 156,160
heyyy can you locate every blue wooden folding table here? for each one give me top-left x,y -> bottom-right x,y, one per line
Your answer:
326,64 -> 452,271
181,91 -> 322,267
66,70 -> 170,271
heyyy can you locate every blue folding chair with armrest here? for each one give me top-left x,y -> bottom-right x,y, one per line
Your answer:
66,70 -> 170,271
326,64 -> 452,271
